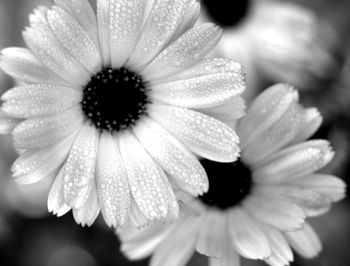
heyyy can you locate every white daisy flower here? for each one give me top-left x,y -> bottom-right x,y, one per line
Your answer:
204,0 -> 339,91
0,0 -> 246,227
119,84 -> 346,266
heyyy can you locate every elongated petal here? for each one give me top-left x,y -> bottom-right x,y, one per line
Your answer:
0,109 -> 19,134
48,167 -> 71,217
97,0 -> 111,66
2,84 -> 81,118
284,223 -> 322,258
150,217 -> 198,266
96,133 -> 130,228
149,104 -> 239,162
149,71 -> 245,109
128,0 -> 192,69
73,182 -> 100,227
63,123 -> 99,209
238,84 -> 297,149
13,107 -> 83,150
292,174 -> 346,202
109,0 -> 144,68
12,131 -> 78,184
119,132 -> 171,221
243,194 -> 305,231
23,23 -> 90,86
133,117 -> 208,196
254,140 -> 334,183
228,208 -> 271,260
143,23 -> 222,80
195,211 -> 226,257
291,108 -> 322,144
208,237 -> 240,266
0,47 -> 65,84
53,0 -> 99,48
47,6 -> 101,73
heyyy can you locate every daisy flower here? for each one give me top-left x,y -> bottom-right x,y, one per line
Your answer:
119,84 -> 346,266
203,0 -> 339,91
0,0 -> 246,227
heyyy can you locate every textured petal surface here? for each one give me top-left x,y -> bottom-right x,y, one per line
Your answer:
96,133 -> 130,228
0,109 -> 19,134
97,0 -> 111,66
284,223 -> 322,258
133,117 -> 208,196
109,0 -> 144,68
143,23 -> 222,80
119,132 -> 172,221
254,140 -> 334,183
13,107 -> 83,150
149,104 -> 239,162
47,6 -> 101,73
63,123 -> 99,209
23,22 -> 90,86
2,84 -> 81,118
228,208 -> 271,260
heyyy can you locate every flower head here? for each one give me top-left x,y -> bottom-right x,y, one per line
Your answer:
0,0 -> 246,227
119,84 -> 346,266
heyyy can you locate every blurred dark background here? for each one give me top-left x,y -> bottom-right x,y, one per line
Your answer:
0,0 -> 350,265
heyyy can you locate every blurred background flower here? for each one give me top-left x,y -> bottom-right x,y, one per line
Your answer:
0,0 -> 350,266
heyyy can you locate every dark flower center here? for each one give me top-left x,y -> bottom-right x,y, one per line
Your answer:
81,67 -> 149,133
202,0 -> 250,27
199,159 -> 253,210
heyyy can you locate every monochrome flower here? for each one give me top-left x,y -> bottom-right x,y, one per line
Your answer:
0,0 -> 245,227
119,84 -> 346,266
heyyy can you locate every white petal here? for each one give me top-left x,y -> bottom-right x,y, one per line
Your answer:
47,6 -> 101,74
195,211 -> 226,257
133,117 -> 208,196
128,0 -> 194,69
73,182 -> 100,227
53,0 -> 100,48
119,220 -> 173,260
228,208 -> 271,260
143,23 -> 222,80
254,140 -> 334,183
208,238 -> 240,266
237,84 -> 297,149
109,0 -> 144,68
291,108 -> 322,144
96,133 -> 130,228
48,166 -> 71,217
0,109 -> 19,134
150,217 -> 198,266
149,104 -> 239,162
149,71 -> 245,109
243,194 -> 305,231
13,107 -> 83,150
97,0 -> 111,66
200,97 -> 246,125
29,6 -> 49,26
12,131 -> 78,184
119,132 -> 172,221
284,223 -> 322,258
262,225 -> 293,266
63,123 -> 99,209
292,174 -> 346,202
0,47 -> 65,84
243,103 -> 303,165
23,23 -> 90,86
2,84 -> 82,118
129,196 -> 153,229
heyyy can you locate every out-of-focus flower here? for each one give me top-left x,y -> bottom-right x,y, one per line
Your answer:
0,0 -> 246,228
119,84 -> 346,266
204,0 -> 339,95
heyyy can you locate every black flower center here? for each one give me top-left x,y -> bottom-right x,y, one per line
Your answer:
81,67 -> 149,133
202,0 -> 250,27
199,159 -> 253,210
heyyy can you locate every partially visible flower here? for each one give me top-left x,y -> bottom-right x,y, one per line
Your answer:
0,0 -> 246,227
204,0 -> 339,93
118,84 -> 346,266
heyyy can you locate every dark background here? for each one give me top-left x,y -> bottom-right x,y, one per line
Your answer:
0,0 -> 350,265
